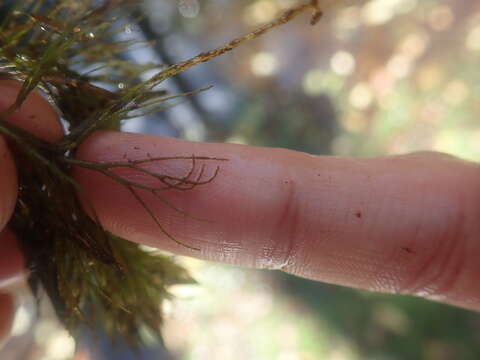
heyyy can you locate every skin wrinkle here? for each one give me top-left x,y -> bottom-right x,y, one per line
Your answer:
371,247 -> 414,293
229,153 -> 304,266
261,178 -> 300,270
280,199 -> 319,275
279,188 -> 334,278
282,155 -> 478,299
401,206 -> 467,300
282,167 -> 339,278
223,169 -> 279,267
367,190 -> 427,293
284,162 -> 381,285
283,218 -> 338,279
377,162 -> 444,292
369,169 -> 469,300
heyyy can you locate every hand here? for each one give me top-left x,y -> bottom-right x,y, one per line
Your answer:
2,81 -> 480,342
0,79 -> 62,341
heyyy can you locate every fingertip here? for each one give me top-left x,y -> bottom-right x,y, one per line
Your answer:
0,79 -> 63,143
0,79 -> 64,231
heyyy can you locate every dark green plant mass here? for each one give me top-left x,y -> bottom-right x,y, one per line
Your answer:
0,0 -> 321,347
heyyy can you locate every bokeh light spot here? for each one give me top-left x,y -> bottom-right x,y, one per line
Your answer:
330,51 -> 356,76
428,5 -> 454,32
349,83 -> 374,110
250,51 -> 280,77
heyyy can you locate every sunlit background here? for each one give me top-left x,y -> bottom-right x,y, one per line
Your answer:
2,0 -> 480,359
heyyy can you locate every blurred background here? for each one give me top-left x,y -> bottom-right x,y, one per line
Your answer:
3,0 -> 480,359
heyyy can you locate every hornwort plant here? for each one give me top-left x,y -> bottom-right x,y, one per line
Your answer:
0,0 -> 322,347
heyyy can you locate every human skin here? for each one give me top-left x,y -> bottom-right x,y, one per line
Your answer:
1,80 -> 480,341
0,80 -> 63,341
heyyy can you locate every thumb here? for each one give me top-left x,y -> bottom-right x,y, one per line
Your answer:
0,79 -> 63,231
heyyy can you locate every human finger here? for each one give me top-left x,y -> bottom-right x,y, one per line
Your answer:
0,79 -> 63,345
0,80 -> 63,231
0,79 -> 62,143
74,131 -> 480,310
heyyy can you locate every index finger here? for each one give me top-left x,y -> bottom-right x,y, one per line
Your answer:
74,131 -> 480,310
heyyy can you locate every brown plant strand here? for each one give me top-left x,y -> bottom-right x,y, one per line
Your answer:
59,0 -> 322,149
65,155 -> 227,249
148,0 -> 322,86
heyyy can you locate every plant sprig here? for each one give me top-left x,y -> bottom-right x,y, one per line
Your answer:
0,0 -> 322,347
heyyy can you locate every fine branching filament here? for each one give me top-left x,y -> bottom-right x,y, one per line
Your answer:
65,155 -> 228,250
